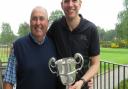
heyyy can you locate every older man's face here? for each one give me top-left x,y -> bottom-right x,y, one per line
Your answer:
30,8 -> 48,39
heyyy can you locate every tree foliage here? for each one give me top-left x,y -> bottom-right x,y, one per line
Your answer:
49,10 -> 64,25
17,22 -> 30,37
0,23 -> 15,44
104,30 -> 116,41
97,26 -> 116,41
124,0 -> 128,9
97,26 -> 106,41
115,0 -> 128,40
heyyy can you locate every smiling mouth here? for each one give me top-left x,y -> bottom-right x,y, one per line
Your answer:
34,27 -> 41,30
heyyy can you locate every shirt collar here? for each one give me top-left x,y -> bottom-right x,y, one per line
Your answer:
29,33 -> 45,45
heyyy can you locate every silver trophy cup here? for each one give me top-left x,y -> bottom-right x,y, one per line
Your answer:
49,53 -> 84,89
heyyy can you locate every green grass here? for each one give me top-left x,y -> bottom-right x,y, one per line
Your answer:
0,47 -> 128,64
100,48 -> 128,64
0,47 -> 10,62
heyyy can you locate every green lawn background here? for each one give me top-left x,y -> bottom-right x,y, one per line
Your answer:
100,48 -> 128,64
0,47 -> 128,64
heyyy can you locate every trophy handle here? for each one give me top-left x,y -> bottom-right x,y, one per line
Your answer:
48,57 -> 57,74
74,53 -> 84,71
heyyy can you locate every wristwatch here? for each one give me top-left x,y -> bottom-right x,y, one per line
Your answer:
80,78 -> 87,87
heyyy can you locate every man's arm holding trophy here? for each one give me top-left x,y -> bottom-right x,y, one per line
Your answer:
69,55 -> 100,89
49,53 -> 85,89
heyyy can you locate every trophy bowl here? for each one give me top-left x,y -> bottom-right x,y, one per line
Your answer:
49,53 -> 84,87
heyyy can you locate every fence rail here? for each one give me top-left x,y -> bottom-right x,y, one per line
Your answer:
0,61 -> 7,89
0,45 -> 128,89
0,45 -> 11,62
93,61 -> 128,89
0,61 -> 128,89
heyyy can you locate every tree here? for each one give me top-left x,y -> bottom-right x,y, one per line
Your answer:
124,0 -> 128,10
49,10 -> 64,26
104,30 -> 116,41
97,26 -> 106,41
115,0 -> 128,40
18,22 -> 30,37
0,23 -> 15,45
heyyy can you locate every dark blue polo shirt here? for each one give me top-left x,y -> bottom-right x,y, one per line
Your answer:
48,14 -> 100,89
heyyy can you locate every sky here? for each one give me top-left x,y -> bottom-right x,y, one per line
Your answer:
0,0 -> 124,34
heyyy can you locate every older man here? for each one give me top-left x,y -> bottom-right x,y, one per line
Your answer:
3,6 -> 57,89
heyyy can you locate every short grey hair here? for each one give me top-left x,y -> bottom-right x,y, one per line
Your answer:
30,6 -> 48,20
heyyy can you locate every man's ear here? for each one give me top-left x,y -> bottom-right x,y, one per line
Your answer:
61,1 -> 63,10
79,0 -> 82,6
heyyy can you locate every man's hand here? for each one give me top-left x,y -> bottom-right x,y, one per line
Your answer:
68,78 -> 93,89
68,80 -> 83,89
88,79 -> 93,89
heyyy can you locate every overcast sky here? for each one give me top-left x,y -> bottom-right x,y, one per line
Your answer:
0,0 -> 124,34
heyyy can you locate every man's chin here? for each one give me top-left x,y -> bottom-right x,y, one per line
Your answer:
67,15 -> 75,19
34,33 -> 45,37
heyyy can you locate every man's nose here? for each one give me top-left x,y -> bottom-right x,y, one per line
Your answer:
36,19 -> 41,24
68,1 -> 74,6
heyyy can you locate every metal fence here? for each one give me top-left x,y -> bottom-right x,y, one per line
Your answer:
0,61 -> 7,89
93,61 -> 128,89
0,45 -> 128,89
0,61 -> 128,89
0,45 -> 11,62
0,45 -> 10,89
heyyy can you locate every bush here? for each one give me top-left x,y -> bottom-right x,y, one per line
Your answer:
114,79 -> 128,89
100,41 -> 111,48
111,43 -> 119,48
100,40 -> 128,48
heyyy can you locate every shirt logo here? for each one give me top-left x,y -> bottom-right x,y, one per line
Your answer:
80,35 -> 87,41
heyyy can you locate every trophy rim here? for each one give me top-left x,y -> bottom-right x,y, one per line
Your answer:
55,57 -> 76,64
